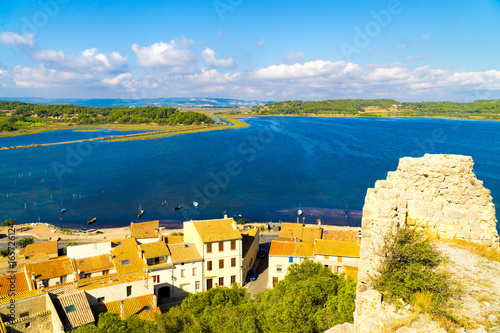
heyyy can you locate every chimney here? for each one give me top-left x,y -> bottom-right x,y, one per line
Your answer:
153,295 -> 157,308
120,300 -> 125,319
139,250 -> 143,259
317,219 -> 321,227
224,214 -> 228,219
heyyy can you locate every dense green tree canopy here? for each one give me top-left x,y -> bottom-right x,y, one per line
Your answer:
0,100 -> 214,132
75,260 -> 357,333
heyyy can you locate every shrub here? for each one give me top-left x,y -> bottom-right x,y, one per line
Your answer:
372,227 -> 457,325
16,237 -> 34,248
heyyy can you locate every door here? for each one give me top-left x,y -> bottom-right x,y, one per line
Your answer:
206,278 -> 213,290
273,277 -> 278,286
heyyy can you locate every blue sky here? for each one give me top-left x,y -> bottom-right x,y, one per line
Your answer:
1,0 -> 500,101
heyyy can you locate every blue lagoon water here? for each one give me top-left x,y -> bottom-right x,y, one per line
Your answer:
1,117 -> 500,231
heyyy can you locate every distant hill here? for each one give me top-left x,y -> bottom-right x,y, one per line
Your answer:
0,97 -> 269,108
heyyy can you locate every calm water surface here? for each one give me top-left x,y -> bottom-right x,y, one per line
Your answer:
1,117 -> 499,232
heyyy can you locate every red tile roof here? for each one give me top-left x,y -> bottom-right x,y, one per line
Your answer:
131,221 -> 159,239
25,258 -> 75,281
0,272 -> 31,295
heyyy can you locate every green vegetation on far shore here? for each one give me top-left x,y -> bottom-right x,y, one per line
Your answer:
0,100 -> 214,134
252,99 -> 500,120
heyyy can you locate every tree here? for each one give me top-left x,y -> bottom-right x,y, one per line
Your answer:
16,237 -> 34,248
1,219 -> 16,227
237,218 -> 247,225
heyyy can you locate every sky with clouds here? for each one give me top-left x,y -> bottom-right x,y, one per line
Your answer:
1,0 -> 500,102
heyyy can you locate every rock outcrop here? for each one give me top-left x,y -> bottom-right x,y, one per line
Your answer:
328,154 -> 500,333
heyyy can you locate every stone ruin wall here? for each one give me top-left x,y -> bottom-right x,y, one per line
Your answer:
357,154 -> 499,289
346,154 -> 500,333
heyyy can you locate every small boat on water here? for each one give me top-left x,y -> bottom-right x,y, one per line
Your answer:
173,205 -> 182,211
60,208 -> 67,214
87,217 -> 97,225
138,209 -> 144,218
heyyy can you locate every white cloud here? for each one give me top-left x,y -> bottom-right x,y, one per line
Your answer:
132,39 -> 195,70
397,44 -> 407,49
102,73 -> 133,86
32,48 -> 127,73
283,51 -> 305,63
12,65 -> 94,88
255,38 -> 264,47
422,33 -> 431,40
0,32 -> 34,47
201,47 -> 235,69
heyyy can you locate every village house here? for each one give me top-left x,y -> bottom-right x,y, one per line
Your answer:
131,220 -> 161,244
267,223 -> 360,288
25,258 -> 77,289
167,242 -> 203,297
183,217 -> 243,289
24,241 -> 59,259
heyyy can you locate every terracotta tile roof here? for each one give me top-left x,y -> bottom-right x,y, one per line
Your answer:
138,242 -> 170,259
0,272 -> 31,295
25,258 -> 75,281
50,287 -> 95,330
77,272 -> 151,291
191,218 -> 242,242
75,254 -> 114,273
148,262 -> 173,270
322,229 -> 359,242
168,243 -> 202,264
25,241 -> 58,257
343,265 -> 359,281
0,290 -> 42,305
279,223 -> 304,240
165,235 -> 184,244
110,238 -> 147,275
45,283 -> 76,295
302,227 -> 323,243
131,221 -> 159,239
313,240 -> 360,258
269,240 -> 314,257
93,294 -> 160,321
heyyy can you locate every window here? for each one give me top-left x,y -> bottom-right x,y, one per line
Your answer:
116,241 -> 122,246
153,275 -> 160,283
65,305 -> 76,313
289,257 -> 293,263
276,264 -> 282,272
207,261 -> 212,271
60,275 -> 67,284
207,243 -> 212,253
219,277 -> 224,286
206,278 -> 213,290
25,323 -> 30,329
121,259 -> 130,266
145,305 -> 151,310
42,279 -> 49,287
231,240 -> 236,250
181,269 -> 185,277
97,296 -> 105,303
300,257 -> 304,262
337,266 -> 343,273
231,275 -> 236,284
231,257 -> 236,267
19,312 -> 29,318
324,265 -> 329,268
84,273 -> 91,279
103,269 -> 109,275
219,259 -> 224,269
219,241 -> 224,251
147,257 -> 160,265
192,267 -> 197,276
195,281 -> 200,290
127,286 -> 132,297
324,255 -> 329,260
